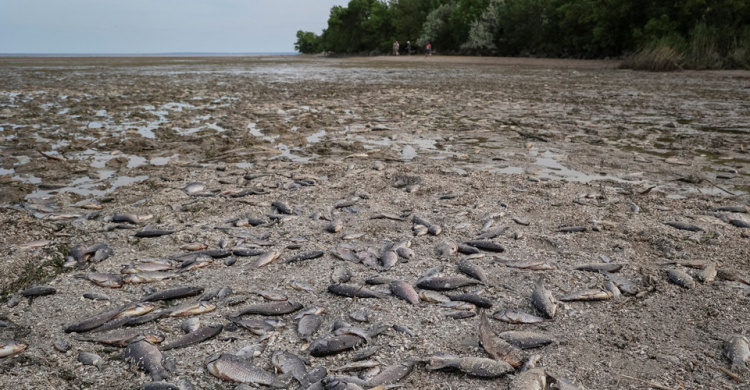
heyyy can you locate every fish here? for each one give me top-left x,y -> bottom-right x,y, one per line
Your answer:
604,281 -> 621,299
207,354 -> 278,386
232,248 -> 265,257
446,311 -> 476,319
418,265 -> 444,281
0,341 -> 27,358
272,351 -> 310,387
458,259 -> 490,285
697,262 -> 717,283
447,293 -> 492,308
390,281 -> 421,306
426,354 -> 513,378
285,251 -> 325,264
328,284 -> 385,299
352,346 -> 381,361
65,305 -> 129,333
253,290 -> 288,301
76,273 -> 123,288
77,351 -> 103,368
121,261 -> 175,274
531,278 -> 557,319
308,334 -> 365,357
559,289 -> 613,301
457,244 -> 480,255
297,313 -> 323,341
332,360 -> 380,373
663,221 -> 703,232
166,302 -> 217,317
419,290 -> 451,303
428,225 -> 443,236
236,344 -> 266,360
123,272 -> 176,284
573,263 -> 623,273
395,246 -> 415,261
331,265 -> 352,284
54,338 -> 72,352
134,226 -> 176,237
272,201 -> 294,215
600,271 -> 639,295
667,269 -> 695,289
349,310 -> 369,322
227,317 -> 276,336
413,225 -> 429,236
124,337 -> 169,381
730,219 -> 750,228
479,311 -> 523,367
181,318 -> 201,334
367,361 -> 414,386
160,324 -> 222,351
141,286 -> 204,302
75,330 -> 164,347
463,240 -> 505,252
416,276 -> 482,291
726,336 -> 749,372
183,182 -> 206,194
437,240 -> 459,257
379,250 -> 398,270
331,246 -> 360,263
20,286 -> 56,297
327,219 -> 344,233
497,331 -> 558,349
251,251 -> 281,269
509,367 -> 546,390
233,301 -> 303,316
113,302 -> 156,319
559,226 -> 587,233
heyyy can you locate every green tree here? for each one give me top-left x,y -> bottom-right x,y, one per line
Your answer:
294,31 -> 322,54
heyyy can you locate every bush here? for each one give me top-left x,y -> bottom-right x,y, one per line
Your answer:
621,45 -> 684,72
684,24 -> 722,70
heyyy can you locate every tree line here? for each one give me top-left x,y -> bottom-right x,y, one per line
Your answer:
295,0 -> 750,69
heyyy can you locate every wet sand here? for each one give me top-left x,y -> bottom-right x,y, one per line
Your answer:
0,55 -> 749,389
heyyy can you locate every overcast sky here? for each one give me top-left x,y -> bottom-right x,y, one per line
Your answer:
0,0 -> 349,54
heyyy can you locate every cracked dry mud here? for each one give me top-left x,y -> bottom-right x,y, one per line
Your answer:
0,56 -> 749,389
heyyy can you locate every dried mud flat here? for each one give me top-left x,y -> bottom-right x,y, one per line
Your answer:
1,55 -> 749,390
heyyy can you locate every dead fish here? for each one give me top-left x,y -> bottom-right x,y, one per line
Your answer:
328,284 -> 385,299
697,262 -> 717,283
253,290 -> 288,301
308,334 -> 365,357
77,351 -> 103,368
141,286 -> 204,302
512,217 -> 530,226
509,367 -> 546,390
458,259 -> 490,285
428,225 -> 443,236
367,361 -> 414,386
332,360 -> 380,373
114,302 -> 156,319
76,273 -> 123,288
181,318 -> 201,334
331,265 -> 352,284
166,302 -> 217,317
412,215 -> 432,227
352,346 -> 380,361
123,272 -> 176,284
183,182 -> 206,194
663,221 -> 703,232
366,275 -> 395,285
521,354 -> 542,372
413,225 -> 429,236
573,263 -> 623,273
285,251 -> 325,264
446,311 -> 476,319
726,336 -> 750,372
393,324 -> 415,336
600,271 -> 639,295
559,226 -> 587,233
502,259 -> 558,270
395,246 -> 415,261
327,219 -> 344,233
457,244 -> 480,255
228,317 -> 275,336
233,248 -> 265,257
297,313 -> 323,341
447,293 -> 492,308
20,286 -> 56,297
124,337 -> 169,381
464,240 -> 505,253
236,344 -> 266,360
289,280 -> 317,292
272,201 -> 294,215
207,354 -> 277,386
234,301 -> 303,316
492,309 -> 546,324
419,290 -> 451,303
349,311 -> 369,322
331,246 -> 360,263
730,219 -> 750,228
604,281 -> 621,299
19,239 -> 52,249
65,306 -> 124,333
531,278 -> 557,319
161,324 -> 222,351
418,265 -> 444,281
122,261 -> 175,274
379,250 -> 398,270
559,289 -> 613,301
53,338 -> 72,353
426,354 -> 513,378
498,331 -> 558,349
370,213 -> 405,221
479,311 -> 523,367
437,240 -> 458,257
667,269 -> 695,289
251,251 -> 281,269
272,351 -> 310,387
75,330 -> 164,347
417,276 -> 482,291
390,280 -> 421,306
134,226 -> 176,237
0,341 -> 27,358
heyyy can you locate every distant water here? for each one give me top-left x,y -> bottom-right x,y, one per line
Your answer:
0,52 -> 299,57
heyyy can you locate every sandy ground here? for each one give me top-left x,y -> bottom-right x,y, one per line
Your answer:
0,55 -> 749,390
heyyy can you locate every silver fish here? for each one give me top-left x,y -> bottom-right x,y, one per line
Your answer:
416,276 -> 482,291
380,250 -> 398,270
390,280 -> 421,306
332,265 -> 352,284
697,262 -> 717,283
367,360 -> 414,386
726,336 -> 749,372
667,269 -> 695,289
509,367 -> 546,390
559,289 -> 613,301
0,341 -> 27,358
207,354 -> 277,385
77,351 -> 103,368
458,259 -> 490,285
233,301 -> 303,316
124,337 -> 168,381
327,219 -> 344,233
601,271 -> 639,295
251,251 -> 281,269
426,354 -> 513,378
271,351 -> 310,387
297,314 -> 323,341
498,331 -> 558,349
161,324 -> 222,351
479,311 -> 523,367
531,278 -> 557,319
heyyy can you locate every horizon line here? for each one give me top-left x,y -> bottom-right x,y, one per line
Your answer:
0,52 -> 300,57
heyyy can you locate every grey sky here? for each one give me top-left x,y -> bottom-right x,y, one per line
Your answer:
0,0 -> 348,54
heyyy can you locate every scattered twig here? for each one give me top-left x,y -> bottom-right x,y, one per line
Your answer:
639,185 -> 657,195
38,150 -> 66,161
704,178 -> 736,197
719,366 -> 743,382
617,374 -> 677,390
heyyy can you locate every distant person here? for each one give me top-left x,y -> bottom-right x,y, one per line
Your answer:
393,41 -> 400,56
426,43 -> 432,57
406,41 -> 412,56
